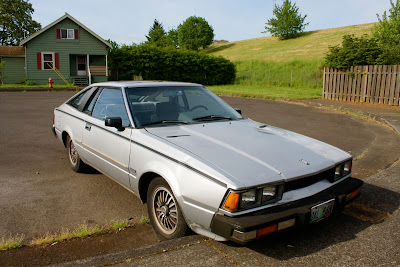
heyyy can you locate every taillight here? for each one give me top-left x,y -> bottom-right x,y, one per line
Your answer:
52,112 -> 55,125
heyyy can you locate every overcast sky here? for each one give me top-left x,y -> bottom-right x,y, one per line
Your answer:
29,0 -> 392,45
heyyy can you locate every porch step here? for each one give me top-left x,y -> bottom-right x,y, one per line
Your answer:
73,77 -> 89,86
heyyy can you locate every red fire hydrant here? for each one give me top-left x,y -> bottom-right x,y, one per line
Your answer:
48,77 -> 53,88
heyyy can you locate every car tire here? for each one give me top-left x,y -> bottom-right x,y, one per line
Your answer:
66,135 -> 86,172
147,177 -> 188,240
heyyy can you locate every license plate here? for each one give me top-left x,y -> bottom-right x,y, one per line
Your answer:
310,199 -> 335,223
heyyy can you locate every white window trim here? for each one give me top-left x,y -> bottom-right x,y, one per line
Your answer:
61,28 -> 75,39
42,52 -> 55,70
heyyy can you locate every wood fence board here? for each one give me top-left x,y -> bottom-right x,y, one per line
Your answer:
323,67 -> 327,99
351,66 -> 357,102
384,65 -> 393,104
338,71 -> 345,100
389,65 -> 397,105
332,69 -> 337,100
360,65 -> 367,102
370,65 -> 378,104
395,68 -> 400,106
343,69 -> 349,101
328,67 -> 334,99
365,65 -> 373,103
375,65 -> 383,103
379,65 -> 387,104
347,66 -> 354,102
355,66 -> 363,102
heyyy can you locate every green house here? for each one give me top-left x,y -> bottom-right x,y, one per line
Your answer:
0,13 -> 112,86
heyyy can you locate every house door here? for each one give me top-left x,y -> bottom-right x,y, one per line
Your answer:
77,56 -> 87,76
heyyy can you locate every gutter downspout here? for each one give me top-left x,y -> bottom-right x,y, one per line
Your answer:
87,54 -> 91,85
24,46 -> 28,80
106,54 -> 108,77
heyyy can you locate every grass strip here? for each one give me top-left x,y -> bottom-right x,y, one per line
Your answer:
0,235 -> 24,250
0,84 -> 77,88
31,224 -> 103,246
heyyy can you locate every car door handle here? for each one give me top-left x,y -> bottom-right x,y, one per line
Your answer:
85,123 -> 92,131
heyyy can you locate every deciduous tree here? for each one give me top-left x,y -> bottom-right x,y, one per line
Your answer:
0,0 -> 41,46
373,0 -> 400,64
178,16 -> 214,51
264,0 -> 308,40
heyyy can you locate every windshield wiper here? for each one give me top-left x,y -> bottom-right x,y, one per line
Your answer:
192,115 -> 232,121
141,120 -> 189,127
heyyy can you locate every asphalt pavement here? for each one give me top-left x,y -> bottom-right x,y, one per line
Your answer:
54,99 -> 400,267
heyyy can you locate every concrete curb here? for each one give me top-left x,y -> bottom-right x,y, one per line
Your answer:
288,100 -> 400,136
51,235 -> 207,267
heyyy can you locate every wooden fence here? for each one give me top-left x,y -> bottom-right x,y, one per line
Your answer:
323,65 -> 400,106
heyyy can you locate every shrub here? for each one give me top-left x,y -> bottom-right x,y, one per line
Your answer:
24,80 -> 36,86
110,45 -> 235,85
325,35 -> 382,69
17,77 -> 27,84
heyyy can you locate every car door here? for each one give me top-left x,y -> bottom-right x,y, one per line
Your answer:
81,87 -> 132,188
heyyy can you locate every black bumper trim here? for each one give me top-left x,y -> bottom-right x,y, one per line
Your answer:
210,177 -> 363,242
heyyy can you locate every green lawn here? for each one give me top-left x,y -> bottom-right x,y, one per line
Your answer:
0,83 -> 77,88
206,23 -> 375,63
207,84 -> 322,100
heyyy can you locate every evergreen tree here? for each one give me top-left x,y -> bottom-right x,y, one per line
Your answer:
145,19 -> 167,47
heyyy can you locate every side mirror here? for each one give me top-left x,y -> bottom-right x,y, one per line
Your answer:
235,108 -> 242,115
105,117 -> 124,131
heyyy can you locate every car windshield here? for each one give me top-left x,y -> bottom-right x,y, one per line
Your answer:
126,86 -> 242,127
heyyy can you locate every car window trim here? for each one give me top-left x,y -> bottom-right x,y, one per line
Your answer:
77,86 -> 97,112
91,86 -> 132,128
83,87 -> 102,115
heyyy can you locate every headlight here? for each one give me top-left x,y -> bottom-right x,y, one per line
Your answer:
240,190 -> 257,209
334,159 -> 352,181
222,184 -> 283,212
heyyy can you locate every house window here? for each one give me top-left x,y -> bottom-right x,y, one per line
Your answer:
42,53 -> 54,69
61,29 -> 74,39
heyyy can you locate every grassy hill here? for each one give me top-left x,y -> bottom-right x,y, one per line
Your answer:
205,23 -> 376,99
206,23 -> 375,63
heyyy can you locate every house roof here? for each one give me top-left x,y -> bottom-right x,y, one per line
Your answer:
20,13 -> 112,48
0,46 -> 25,57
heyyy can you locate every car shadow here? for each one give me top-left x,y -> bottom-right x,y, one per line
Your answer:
224,181 -> 399,260
82,165 -> 101,175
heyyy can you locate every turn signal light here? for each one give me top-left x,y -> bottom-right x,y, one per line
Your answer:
346,189 -> 360,202
223,192 -> 240,212
256,224 -> 278,237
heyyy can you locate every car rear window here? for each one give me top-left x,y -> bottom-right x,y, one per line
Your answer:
67,89 -> 91,109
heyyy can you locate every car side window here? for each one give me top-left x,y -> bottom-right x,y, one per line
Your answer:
92,88 -> 130,127
67,89 -> 91,109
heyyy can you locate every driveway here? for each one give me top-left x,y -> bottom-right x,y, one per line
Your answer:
0,91 -> 399,241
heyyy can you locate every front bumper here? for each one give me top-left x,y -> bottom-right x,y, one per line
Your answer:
210,177 -> 363,243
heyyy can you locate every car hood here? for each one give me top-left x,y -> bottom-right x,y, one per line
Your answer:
145,119 -> 351,188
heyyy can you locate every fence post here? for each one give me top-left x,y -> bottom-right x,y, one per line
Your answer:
290,70 -> 293,86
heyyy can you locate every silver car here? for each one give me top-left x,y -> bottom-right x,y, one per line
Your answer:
52,81 -> 363,243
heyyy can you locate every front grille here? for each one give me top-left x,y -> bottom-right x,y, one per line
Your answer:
283,167 -> 335,193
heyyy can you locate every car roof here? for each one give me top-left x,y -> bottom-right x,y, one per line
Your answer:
89,81 -> 202,88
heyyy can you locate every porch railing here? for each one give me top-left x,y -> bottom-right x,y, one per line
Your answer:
89,66 -> 107,76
